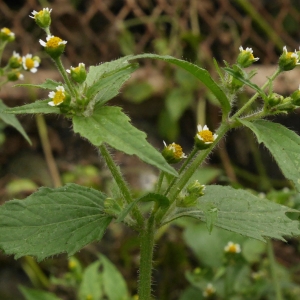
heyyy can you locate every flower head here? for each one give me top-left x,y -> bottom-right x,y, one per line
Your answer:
22,54 -> 40,73
203,283 -> 216,298
279,46 -> 300,71
0,27 -> 15,42
162,141 -> 187,164
224,241 -> 241,254
194,125 -> 218,150
7,71 -> 24,81
290,84 -> 300,106
48,86 -> 66,106
67,62 -> 87,83
40,35 -> 67,59
237,46 -> 259,68
8,51 -> 22,68
30,8 -> 52,29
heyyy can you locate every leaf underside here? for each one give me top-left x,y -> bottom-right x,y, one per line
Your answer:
0,183 -> 112,261
240,119 -> 300,192
163,185 -> 300,242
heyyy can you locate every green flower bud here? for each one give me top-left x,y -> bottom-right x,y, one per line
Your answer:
7,71 -> 24,81
67,63 -> 87,83
266,93 -> 284,107
187,180 -> 205,196
162,141 -> 186,164
8,51 -> 22,68
0,27 -> 15,42
279,46 -> 299,71
237,46 -> 259,68
30,8 -> 52,29
194,125 -> 218,150
39,35 -> 67,59
290,86 -> 300,106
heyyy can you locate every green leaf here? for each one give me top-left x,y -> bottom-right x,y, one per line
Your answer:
100,254 -> 130,300
129,54 -> 231,115
73,106 -> 177,176
85,56 -> 133,86
123,82 -> 153,103
86,64 -> 138,107
0,100 -> 31,144
223,67 -> 266,99
15,79 -> 61,90
78,260 -> 103,300
19,286 -> 61,300
0,99 -> 60,115
116,193 -> 169,223
240,119 -> 300,192
0,183 -> 112,261
163,185 -> 300,242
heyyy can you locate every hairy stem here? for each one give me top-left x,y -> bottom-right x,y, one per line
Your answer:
138,215 -> 155,300
99,144 -> 144,228
267,240 -> 283,300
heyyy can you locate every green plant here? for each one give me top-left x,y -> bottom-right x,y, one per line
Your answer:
1,7 -> 300,300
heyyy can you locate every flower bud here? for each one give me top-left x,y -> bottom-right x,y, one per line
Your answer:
39,35 -> 67,59
8,51 -> 22,68
187,180 -> 205,196
30,8 -> 52,29
290,85 -> 300,106
266,93 -> 284,107
67,63 -> 87,83
279,46 -> 299,71
162,141 -> 186,164
237,46 -> 259,68
7,71 -> 24,81
0,27 -> 15,42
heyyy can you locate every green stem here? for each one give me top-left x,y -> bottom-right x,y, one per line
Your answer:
0,42 -> 7,64
99,144 -> 144,228
231,68 -> 281,119
138,215 -> 155,300
267,240 -> 283,300
53,57 -> 76,97
155,171 -> 165,194
164,146 -> 198,196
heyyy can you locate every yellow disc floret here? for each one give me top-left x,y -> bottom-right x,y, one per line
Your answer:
46,36 -> 64,48
198,129 -> 214,143
48,86 -> 66,106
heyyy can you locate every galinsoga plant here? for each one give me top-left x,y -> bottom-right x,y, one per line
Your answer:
1,8 -> 300,300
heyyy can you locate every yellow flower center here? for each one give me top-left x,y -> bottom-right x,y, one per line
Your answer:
227,244 -> 238,253
46,36 -> 63,48
53,90 -> 65,105
36,10 -> 44,18
198,130 -> 214,142
172,143 -> 184,159
2,27 -> 11,35
25,57 -> 34,70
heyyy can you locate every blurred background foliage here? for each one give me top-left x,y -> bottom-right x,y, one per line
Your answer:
1,0 -> 300,299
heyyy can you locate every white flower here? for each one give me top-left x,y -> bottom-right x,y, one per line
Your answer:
22,54 -> 39,73
39,35 -> 67,48
224,241 -> 241,253
203,283 -> 216,298
196,125 -> 218,144
48,86 -> 66,106
30,8 -> 52,19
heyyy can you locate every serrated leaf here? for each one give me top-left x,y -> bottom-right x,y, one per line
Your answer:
85,56 -> 133,86
1,99 -> 60,115
116,193 -> 169,223
223,67 -> 266,99
129,54 -> 231,115
0,100 -> 31,144
86,63 -> 138,107
79,260 -> 103,300
0,183 -> 112,261
15,79 -> 61,90
240,119 -> 300,192
19,286 -> 61,300
100,254 -> 130,300
73,106 -> 177,176
163,185 -> 300,242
